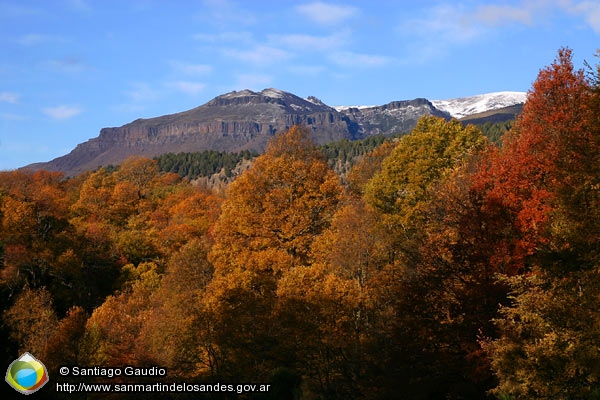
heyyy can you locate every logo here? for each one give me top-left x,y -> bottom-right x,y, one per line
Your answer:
6,352 -> 49,395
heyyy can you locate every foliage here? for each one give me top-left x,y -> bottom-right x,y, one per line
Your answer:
476,120 -> 515,144
205,125 -> 344,384
488,270 -> 600,399
1,48 -> 599,400
484,48 -> 600,399
364,116 -> 486,264
155,149 -> 258,179
154,134 -> 400,184
209,125 -> 343,275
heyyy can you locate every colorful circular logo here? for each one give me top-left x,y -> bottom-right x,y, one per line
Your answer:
6,352 -> 49,395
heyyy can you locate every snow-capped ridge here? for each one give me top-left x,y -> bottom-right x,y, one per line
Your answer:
261,88 -> 286,98
334,91 -> 527,118
220,89 -> 526,120
219,88 -> 288,99
431,91 -> 527,119
333,105 -> 376,112
29,87 -> 528,176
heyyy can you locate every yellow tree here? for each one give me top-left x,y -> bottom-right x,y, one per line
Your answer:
70,168 -> 115,222
4,286 -> 58,357
153,186 -> 223,254
42,306 -> 88,373
210,125 -> 342,276
138,239 -> 218,379
346,140 -> 396,197
274,198 -> 393,398
115,156 -> 160,200
365,116 -> 486,263
275,263 -> 362,398
206,125 -> 343,381
4,285 -> 88,376
360,117 -> 490,397
81,262 -> 161,366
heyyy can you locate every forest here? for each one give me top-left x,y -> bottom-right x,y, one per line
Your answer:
1,48 -> 599,399
153,122 -> 511,185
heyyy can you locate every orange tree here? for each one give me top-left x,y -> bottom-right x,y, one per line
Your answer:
206,125 -> 343,383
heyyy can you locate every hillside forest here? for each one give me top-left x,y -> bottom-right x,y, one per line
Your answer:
1,48 -> 599,399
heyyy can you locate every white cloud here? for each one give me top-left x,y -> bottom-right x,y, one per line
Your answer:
45,58 -> 90,73
222,45 -> 290,65
330,51 -> 391,68
125,82 -> 159,103
288,64 -> 326,76
271,30 -> 349,51
169,81 -> 206,95
473,4 -> 533,26
112,103 -> 145,114
114,82 -> 160,114
42,105 -> 83,120
567,1 -> 600,33
193,31 -> 253,43
16,33 -> 63,46
0,92 -> 19,104
0,4 -> 44,18
233,73 -> 273,90
199,0 -> 257,26
296,2 -> 358,25
396,2 -> 550,63
169,61 -> 213,75
399,1 -> 594,51
0,112 -> 27,121
66,0 -> 92,12
401,4 -> 480,45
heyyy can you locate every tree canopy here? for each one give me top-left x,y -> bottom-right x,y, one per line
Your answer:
1,47 -> 599,400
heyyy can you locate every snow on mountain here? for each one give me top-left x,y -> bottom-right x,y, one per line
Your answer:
261,88 -> 286,98
220,88 -> 287,100
30,88 -> 528,176
333,105 -> 376,112
431,91 -> 527,119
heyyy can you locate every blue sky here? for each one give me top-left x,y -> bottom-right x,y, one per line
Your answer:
1,0 -> 598,170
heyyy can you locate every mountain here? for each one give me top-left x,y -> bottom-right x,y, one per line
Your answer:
459,104 -> 524,125
27,89 -> 526,176
29,89 -> 351,176
431,91 -> 527,119
336,98 -> 450,136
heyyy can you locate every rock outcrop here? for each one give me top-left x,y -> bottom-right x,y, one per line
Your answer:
29,88 -> 517,176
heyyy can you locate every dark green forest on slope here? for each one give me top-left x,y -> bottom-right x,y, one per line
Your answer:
153,120 -> 512,183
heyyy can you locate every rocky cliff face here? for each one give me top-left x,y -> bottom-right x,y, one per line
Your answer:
340,98 -> 451,136
27,88 -> 495,176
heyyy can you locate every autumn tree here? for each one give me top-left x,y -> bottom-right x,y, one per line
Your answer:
0,171 -> 69,279
70,168 -> 115,223
387,161 -> 511,398
152,185 -> 222,254
210,125 -> 342,275
276,262 -> 363,398
4,286 -> 58,357
137,238 -> 220,380
487,48 -> 600,398
365,116 -> 486,262
0,170 -> 100,315
115,156 -> 160,200
274,198 -> 394,398
346,140 -> 397,197
43,306 -> 88,373
206,125 -> 343,382
357,117 -> 498,398
81,262 -> 161,366
0,156 -> 219,380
